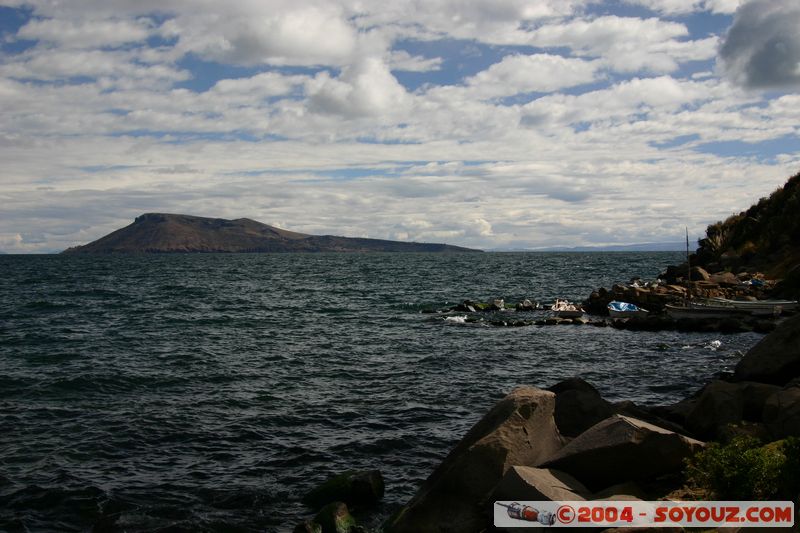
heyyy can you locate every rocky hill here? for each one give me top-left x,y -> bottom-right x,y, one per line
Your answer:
693,171 -> 800,278
62,213 -> 481,254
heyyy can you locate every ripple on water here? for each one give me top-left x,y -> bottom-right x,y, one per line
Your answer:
0,252 -> 763,531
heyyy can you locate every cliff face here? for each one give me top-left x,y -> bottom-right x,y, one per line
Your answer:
693,172 -> 800,278
61,213 -> 481,254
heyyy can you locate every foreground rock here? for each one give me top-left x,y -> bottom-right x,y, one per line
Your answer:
734,313 -> 800,385
302,470 -> 384,510
655,380 -> 781,440
763,384 -> 800,439
547,378 -> 614,438
539,415 -> 705,491
490,466 -> 589,502
385,387 -> 565,533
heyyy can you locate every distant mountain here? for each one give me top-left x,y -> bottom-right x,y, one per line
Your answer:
512,242 -> 687,252
61,213 -> 481,254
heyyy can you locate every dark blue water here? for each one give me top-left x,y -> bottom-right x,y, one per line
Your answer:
0,253 -> 761,532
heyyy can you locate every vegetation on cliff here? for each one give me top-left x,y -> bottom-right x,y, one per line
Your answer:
693,171 -> 800,278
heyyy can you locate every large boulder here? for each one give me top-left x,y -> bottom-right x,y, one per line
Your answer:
591,481 -> 645,501
690,266 -> 711,282
651,381 -> 780,440
385,387 -> 566,533
773,263 -> 800,300
734,313 -> 800,385
490,466 -> 589,502
539,415 -> 704,491
683,381 -> 780,439
490,467 -> 588,533
547,378 -> 614,438
763,386 -> 800,439
710,271 -> 740,287
302,470 -> 384,510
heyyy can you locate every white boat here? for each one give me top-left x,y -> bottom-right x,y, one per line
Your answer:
607,300 -> 649,318
551,298 -> 584,318
701,297 -> 798,316
665,302 -> 753,320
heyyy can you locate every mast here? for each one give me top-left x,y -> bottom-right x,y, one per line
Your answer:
685,227 -> 691,301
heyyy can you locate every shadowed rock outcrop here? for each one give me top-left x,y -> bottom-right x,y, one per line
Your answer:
385,387 -> 565,533
734,313 -> 800,385
539,415 -> 705,491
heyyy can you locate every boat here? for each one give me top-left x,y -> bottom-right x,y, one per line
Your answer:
665,302 -> 753,320
700,297 -> 798,316
607,300 -> 649,318
551,298 -> 584,318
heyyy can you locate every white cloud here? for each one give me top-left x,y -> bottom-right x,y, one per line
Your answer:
17,18 -> 152,48
528,16 -> 717,73
388,50 -> 442,73
308,56 -> 411,118
464,54 -> 602,98
1,49 -> 190,87
718,0 -> 800,90
624,0 -> 742,14
169,6 -> 358,67
0,0 -> 798,253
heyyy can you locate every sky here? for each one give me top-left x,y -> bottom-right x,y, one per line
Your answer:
1,0 -> 799,252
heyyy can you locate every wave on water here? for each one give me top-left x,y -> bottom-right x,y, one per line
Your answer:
0,252 -> 763,531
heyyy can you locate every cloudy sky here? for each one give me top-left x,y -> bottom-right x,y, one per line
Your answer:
1,0 -> 799,252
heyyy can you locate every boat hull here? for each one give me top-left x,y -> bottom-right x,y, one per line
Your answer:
665,303 -> 753,320
607,301 -> 649,319
608,309 -> 649,319
704,297 -> 798,316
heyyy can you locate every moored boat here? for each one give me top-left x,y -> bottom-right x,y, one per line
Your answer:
701,297 -> 798,316
551,298 -> 584,318
665,302 -> 753,320
607,300 -> 649,318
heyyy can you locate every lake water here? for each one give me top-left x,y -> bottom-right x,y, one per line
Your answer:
0,252 -> 761,531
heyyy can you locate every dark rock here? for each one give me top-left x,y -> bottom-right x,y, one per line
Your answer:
302,470 -> 384,510
491,466 -> 589,502
612,401 -> 691,436
763,386 -> 800,439
660,264 -> 684,284
313,502 -> 358,533
539,415 -> 704,491
773,263 -> 800,300
591,481 -> 645,501
752,319 -> 777,334
294,521 -> 323,533
734,313 -> 800,385
656,381 -> 779,439
690,266 -> 711,282
710,271 -> 740,286
547,378 -> 614,438
683,381 -> 743,439
385,387 -> 565,533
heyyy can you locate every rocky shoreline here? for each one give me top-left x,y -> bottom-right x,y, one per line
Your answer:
293,275 -> 800,532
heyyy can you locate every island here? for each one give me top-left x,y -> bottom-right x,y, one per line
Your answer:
61,213 -> 481,254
